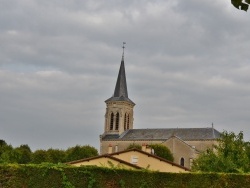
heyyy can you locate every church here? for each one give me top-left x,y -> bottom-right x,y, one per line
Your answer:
99,46 -> 220,169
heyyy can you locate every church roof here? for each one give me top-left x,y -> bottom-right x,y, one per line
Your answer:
105,47 -> 135,105
102,127 -> 220,141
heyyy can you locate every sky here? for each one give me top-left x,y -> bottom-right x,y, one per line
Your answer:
1,0 -> 250,151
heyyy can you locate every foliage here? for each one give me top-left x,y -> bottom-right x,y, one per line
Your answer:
126,143 -> 142,150
192,131 -> 250,173
231,0 -> 250,11
31,150 -> 49,164
150,144 -> 174,162
65,145 -> 98,162
15,145 -> 32,164
0,139 -> 98,164
0,141 -> 16,163
47,148 -> 66,163
1,164 -> 250,188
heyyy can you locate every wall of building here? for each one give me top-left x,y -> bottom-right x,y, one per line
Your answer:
100,138 -> 216,169
111,150 -> 188,173
185,140 -> 217,152
104,101 -> 134,135
70,157 -> 137,170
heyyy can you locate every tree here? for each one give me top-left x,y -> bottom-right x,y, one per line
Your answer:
65,145 -> 98,162
150,144 -> 174,162
0,141 -> 17,163
231,0 -> 250,11
15,145 -> 32,164
31,150 -> 49,164
47,148 -> 66,163
192,131 -> 250,173
126,143 -> 142,150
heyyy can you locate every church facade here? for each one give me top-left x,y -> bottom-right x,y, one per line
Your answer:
100,49 -> 220,169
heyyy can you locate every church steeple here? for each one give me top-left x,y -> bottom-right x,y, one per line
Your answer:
105,42 -> 134,104
113,56 -> 128,98
103,43 -> 135,135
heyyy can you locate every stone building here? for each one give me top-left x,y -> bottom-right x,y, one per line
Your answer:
99,48 -> 220,169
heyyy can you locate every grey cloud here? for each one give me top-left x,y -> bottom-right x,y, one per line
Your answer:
1,0 -> 250,150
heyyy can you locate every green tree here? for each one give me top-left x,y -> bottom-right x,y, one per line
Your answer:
47,148 -> 66,163
15,145 -> 32,164
0,141 -> 32,164
65,145 -> 98,162
231,0 -> 250,11
0,148 -> 20,163
0,141 -> 17,163
126,143 -> 142,150
192,131 -> 250,173
31,149 -> 49,164
0,140 -> 7,147
150,144 -> 174,162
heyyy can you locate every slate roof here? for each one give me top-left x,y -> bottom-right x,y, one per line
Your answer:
102,128 -> 220,141
105,57 -> 135,105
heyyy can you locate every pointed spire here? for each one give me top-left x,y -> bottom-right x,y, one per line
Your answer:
105,42 -> 135,105
114,42 -> 128,98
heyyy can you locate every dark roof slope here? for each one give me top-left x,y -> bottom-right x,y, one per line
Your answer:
102,128 -> 220,141
105,58 -> 135,105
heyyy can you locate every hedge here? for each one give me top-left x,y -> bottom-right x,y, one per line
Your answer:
0,164 -> 250,188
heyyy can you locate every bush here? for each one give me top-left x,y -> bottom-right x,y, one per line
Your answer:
1,164 -> 250,188
150,144 -> 174,162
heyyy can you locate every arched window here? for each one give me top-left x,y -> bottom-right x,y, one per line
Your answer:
127,114 -> 129,129
115,112 -> 119,130
110,113 -> 114,130
124,114 -> 127,130
180,157 -> 185,166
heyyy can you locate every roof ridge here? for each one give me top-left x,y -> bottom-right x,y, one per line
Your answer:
110,148 -> 190,171
67,154 -> 142,169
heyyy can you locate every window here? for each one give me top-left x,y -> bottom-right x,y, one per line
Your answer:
124,114 -> 127,130
131,156 -> 138,165
127,114 -> 129,129
110,113 -> 114,130
180,157 -> 185,166
115,112 -> 119,130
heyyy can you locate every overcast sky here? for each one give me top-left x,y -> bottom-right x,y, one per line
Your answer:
1,0 -> 250,151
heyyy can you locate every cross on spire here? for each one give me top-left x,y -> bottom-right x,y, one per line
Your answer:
122,42 -> 126,61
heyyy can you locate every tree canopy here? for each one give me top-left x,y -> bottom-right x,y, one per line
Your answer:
150,144 -> 174,162
231,0 -> 250,11
0,140 -> 98,164
126,143 -> 142,150
192,131 -> 250,173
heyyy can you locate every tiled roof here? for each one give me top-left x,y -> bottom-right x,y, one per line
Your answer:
102,128 -> 220,141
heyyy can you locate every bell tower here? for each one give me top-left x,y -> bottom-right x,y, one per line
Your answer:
104,43 -> 135,136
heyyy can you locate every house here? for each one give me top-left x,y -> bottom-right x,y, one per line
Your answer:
67,154 -> 142,170
68,148 -> 190,173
